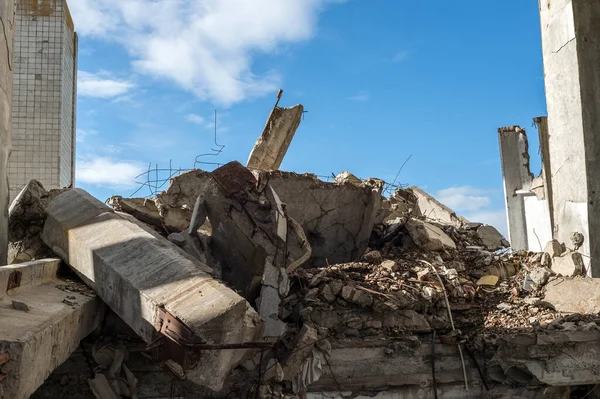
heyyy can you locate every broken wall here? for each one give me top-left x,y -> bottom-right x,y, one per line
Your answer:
255,171 -> 381,267
498,125 -> 553,253
0,0 -> 15,265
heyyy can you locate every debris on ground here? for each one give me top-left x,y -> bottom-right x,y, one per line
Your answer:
6,99 -> 600,399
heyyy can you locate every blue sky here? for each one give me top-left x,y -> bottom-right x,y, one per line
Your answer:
70,0 -> 547,236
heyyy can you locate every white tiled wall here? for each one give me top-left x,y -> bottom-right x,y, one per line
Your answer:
8,0 -> 77,201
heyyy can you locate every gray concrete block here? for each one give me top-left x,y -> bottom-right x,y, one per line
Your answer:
42,189 -> 265,392
0,259 -> 105,399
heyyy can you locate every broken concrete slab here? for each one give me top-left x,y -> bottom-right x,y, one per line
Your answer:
0,259 -> 105,399
552,251 -> 585,277
108,195 -> 190,234
476,225 -> 510,251
253,170 -> 381,267
41,188 -> 265,392
334,171 -> 362,186
247,104 -> 304,171
408,187 -> 466,228
544,278 -> 600,314
544,239 -> 565,258
405,218 -> 456,251
7,180 -> 68,264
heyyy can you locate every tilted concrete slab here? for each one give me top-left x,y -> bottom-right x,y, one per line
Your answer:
253,171 -> 381,267
0,259 -> 105,399
247,104 -> 304,171
41,189 -> 265,392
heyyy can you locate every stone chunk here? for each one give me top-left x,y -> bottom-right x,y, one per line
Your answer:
334,171 -> 362,186
528,267 -> 552,286
552,251 -> 585,277
405,218 -> 456,251
0,260 -> 105,399
476,225 -> 510,251
41,189 -> 264,392
380,260 -> 399,272
281,324 -> 318,380
544,239 -> 565,258
7,180 -> 68,264
544,278 -> 600,314
247,104 -> 304,171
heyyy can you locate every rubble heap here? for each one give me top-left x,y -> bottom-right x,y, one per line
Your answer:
5,96 -> 600,399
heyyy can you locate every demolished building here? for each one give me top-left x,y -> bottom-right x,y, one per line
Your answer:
3,1 -> 600,399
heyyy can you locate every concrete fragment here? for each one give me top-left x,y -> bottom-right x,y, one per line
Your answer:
570,231 -> 585,250
529,267 -> 552,286
281,324 -> 318,380
253,170 -> 381,267
334,171 -> 361,186
476,225 -> 510,251
328,280 -> 342,297
552,251 -> 585,277
544,278 -> 600,314
0,259 -> 105,399
476,275 -> 499,287
383,310 -> 430,332
405,218 -> 456,251
247,104 -> 304,171
380,260 -> 398,272
544,240 -> 564,258
88,374 -> 120,399
41,189 -> 264,392
7,180 -> 68,264
108,196 -> 189,233
408,187 -> 466,227
319,284 -> 336,303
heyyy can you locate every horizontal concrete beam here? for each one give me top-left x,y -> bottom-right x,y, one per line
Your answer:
42,189 -> 265,391
0,259 -> 105,399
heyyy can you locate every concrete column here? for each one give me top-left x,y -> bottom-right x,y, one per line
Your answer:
0,0 -> 15,265
534,116 -> 555,232
498,126 -> 533,251
539,0 -> 600,275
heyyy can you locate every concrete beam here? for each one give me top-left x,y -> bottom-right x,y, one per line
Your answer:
247,104 -> 304,171
534,116 -> 555,231
41,189 -> 265,392
0,0 -> 15,265
498,126 -> 533,250
0,259 -> 105,399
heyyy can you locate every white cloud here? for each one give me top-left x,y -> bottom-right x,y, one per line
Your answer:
76,156 -> 146,188
435,186 -> 507,236
68,0 -> 344,106
78,71 -> 135,99
77,129 -> 98,143
436,186 -> 492,213
186,114 -> 206,124
348,93 -> 370,102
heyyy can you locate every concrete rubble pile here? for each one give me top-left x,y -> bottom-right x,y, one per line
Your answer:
4,99 -> 600,399
6,157 -> 600,398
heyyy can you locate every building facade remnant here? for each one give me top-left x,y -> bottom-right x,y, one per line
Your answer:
0,0 -> 15,265
8,0 -> 77,202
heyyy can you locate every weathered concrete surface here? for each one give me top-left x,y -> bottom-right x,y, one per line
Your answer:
7,180 -> 68,264
108,195 -> 189,234
255,170 -> 381,267
247,104 -> 303,171
406,218 -> 456,251
477,225 -> 510,251
409,186 -> 466,227
41,189 -> 265,391
0,259 -> 105,399
498,126 -> 534,251
539,0 -> 600,276
552,251 -> 585,277
544,278 -> 600,314
0,0 -> 15,265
